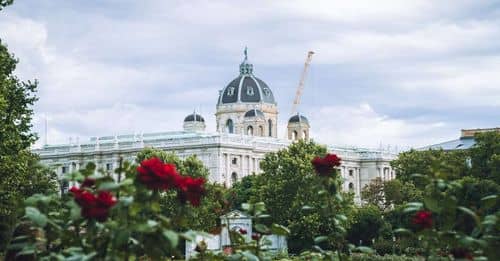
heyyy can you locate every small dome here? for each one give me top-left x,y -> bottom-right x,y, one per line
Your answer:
184,113 -> 205,122
244,109 -> 265,118
217,48 -> 276,105
288,114 -> 309,124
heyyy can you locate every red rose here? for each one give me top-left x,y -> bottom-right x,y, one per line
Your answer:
96,191 -> 117,208
137,157 -> 180,190
412,210 -> 433,229
312,153 -> 341,177
239,228 -> 247,235
81,178 -> 96,188
251,232 -> 260,240
70,186 -> 116,222
177,176 -> 206,207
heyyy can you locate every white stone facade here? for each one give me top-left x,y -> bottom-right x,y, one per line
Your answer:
33,131 -> 396,201
32,50 -> 397,202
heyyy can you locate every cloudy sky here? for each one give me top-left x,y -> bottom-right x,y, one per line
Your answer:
1,0 -> 499,149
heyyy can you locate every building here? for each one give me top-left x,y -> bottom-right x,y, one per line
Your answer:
33,49 -> 397,201
419,128 -> 500,151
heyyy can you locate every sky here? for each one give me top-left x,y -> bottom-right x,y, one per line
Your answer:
1,0 -> 499,149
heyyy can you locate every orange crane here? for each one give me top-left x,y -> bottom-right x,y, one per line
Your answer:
291,51 -> 314,116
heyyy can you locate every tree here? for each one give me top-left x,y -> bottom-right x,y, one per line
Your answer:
361,178 -> 423,211
0,15 -> 58,250
347,205 -> 385,246
391,149 -> 470,186
237,140 -> 354,253
470,132 -> 500,183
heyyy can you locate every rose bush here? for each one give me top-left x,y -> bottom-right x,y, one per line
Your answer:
5,156 -> 208,260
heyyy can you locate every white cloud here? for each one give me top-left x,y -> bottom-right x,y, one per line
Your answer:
308,103 -> 450,148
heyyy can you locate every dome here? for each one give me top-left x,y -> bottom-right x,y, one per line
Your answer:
288,114 -> 309,125
217,48 -> 276,105
244,109 -> 265,118
184,113 -> 205,122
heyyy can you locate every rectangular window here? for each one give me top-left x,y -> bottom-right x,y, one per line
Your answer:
62,166 -> 67,174
106,163 -> 112,171
232,157 -> 238,165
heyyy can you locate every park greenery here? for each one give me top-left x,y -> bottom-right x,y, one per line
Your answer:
1,0 -> 500,260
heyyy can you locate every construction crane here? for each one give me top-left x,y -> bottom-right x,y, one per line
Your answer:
290,51 -> 314,116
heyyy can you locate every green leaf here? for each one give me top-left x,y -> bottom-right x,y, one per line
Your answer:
355,246 -> 375,254
301,205 -> 314,211
114,230 -> 130,247
393,228 -> 412,235
271,224 -> 290,236
254,223 -> 270,234
423,197 -> 441,213
457,206 -> 480,226
241,251 -> 259,261
314,236 -> 328,244
25,207 -> 47,227
163,230 -> 179,248
97,181 -> 120,190
481,195 -> 498,210
241,203 -> 251,211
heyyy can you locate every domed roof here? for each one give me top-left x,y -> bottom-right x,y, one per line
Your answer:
244,109 -> 265,118
217,48 -> 276,105
184,113 -> 205,122
288,114 -> 309,124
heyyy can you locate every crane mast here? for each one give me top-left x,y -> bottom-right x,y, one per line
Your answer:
291,51 -> 314,116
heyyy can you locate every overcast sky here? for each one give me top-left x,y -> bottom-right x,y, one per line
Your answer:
1,0 -> 499,149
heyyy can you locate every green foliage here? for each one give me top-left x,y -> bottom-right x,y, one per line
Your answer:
347,205 -> 386,246
0,33 -> 58,251
231,140 -> 354,255
136,148 -> 230,232
362,178 -> 422,211
391,149 -> 470,186
470,131 -> 500,183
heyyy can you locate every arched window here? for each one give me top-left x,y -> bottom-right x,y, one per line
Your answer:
231,172 -> 238,184
302,130 -> 307,139
348,183 -> 354,191
226,119 -> 234,134
292,130 -> 298,140
268,119 -> 273,137
247,126 -> 254,136
259,126 -> 264,136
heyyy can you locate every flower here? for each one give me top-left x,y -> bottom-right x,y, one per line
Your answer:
177,176 -> 206,207
69,187 -> 117,222
137,157 -> 180,190
239,228 -> 247,235
251,232 -> 260,240
312,153 -> 341,176
412,210 -> 433,229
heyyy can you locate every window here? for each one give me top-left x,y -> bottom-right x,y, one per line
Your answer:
292,130 -> 298,140
231,172 -> 238,184
232,157 -> 238,165
62,166 -> 68,174
302,130 -> 307,139
246,86 -> 254,96
226,119 -> 234,133
247,126 -> 254,136
259,126 -> 264,136
106,163 -> 113,171
268,119 -> 272,137
263,88 -> 270,96
227,86 -> 235,96
349,169 -> 353,176
348,183 -> 354,191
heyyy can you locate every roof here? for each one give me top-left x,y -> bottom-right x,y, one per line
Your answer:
419,137 -> 476,151
184,113 -> 205,122
218,49 -> 276,105
288,114 -> 309,124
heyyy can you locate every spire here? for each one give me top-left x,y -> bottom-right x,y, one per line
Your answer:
239,46 -> 253,75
